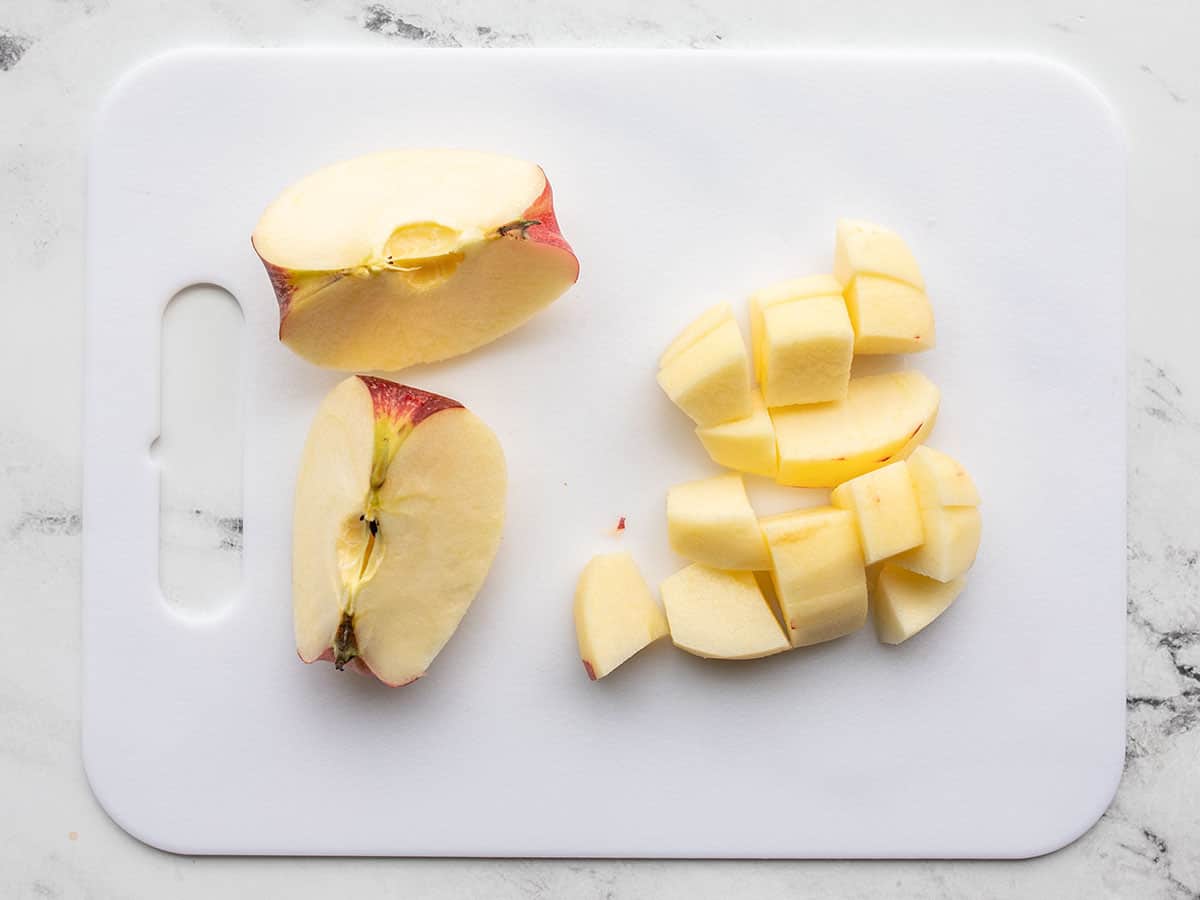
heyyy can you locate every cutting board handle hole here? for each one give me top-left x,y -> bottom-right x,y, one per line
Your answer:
156,283 -> 245,619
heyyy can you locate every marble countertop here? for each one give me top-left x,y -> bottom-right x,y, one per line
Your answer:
2,1 -> 1198,897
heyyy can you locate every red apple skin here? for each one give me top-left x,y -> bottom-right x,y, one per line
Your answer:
308,648 -> 422,688
357,375 -> 461,426
520,173 -> 579,280
582,659 -> 598,681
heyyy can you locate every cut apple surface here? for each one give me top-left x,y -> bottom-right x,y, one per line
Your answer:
771,370 -> 939,487
760,507 -> 868,647
756,295 -> 854,407
892,506 -> 982,582
666,473 -> 770,571
831,461 -> 924,565
661,302 -> 735,368
748,275 -> 845,382
657,314 -> 753,426
292,375 -> 506,687
906,445 -> 981,508
574,552 -> 669,680
873,564 -> 967,644
661,564 -> 790,659
253,149 -> 579,371
844,274 -> 935,354
694,389 -> 777,477
833,218 -> 924,289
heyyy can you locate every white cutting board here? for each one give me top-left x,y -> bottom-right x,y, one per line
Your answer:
83,49 -> 1126,857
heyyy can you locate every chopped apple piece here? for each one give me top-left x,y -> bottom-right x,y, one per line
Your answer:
657,318 -> 753,426
771,371 -> 939,487
831,461 -> 924,565
906,445 -> 981,508
666,473 -> 770,571
844,274 -> 935,354
892,506 -> 982,582
757,296 -> 854,407
748,275 -> 845,381
661,564 -> 790,659
292,375 -> 506,687
873,564 -> 967,644
574,552 -> 669,680
694,390 -> 777,478
661,301 -> 735,368
833,218 -> 925,289
760,507 -> 868,647
253,149 -> 578,371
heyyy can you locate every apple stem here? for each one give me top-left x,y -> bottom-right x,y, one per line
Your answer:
333,611 -> 359,671
496,219 -> 541,239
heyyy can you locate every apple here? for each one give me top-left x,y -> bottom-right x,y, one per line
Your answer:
844,275 -> 935,354
252,149 -> 579,371
292,375 -> 506,686
770,370 -> 939,487
759,507 -> 868,646
661,564 -> 790,659
574,552 -> 669,680
906,445 -> 981,507
666,473 -> 771,571
657,305 -> 753,426
694,389 -> 778,478
873,564 -> 967,644
892,506 -> 982,582
831,461 -> 924,565
748,274 -> 845,383
833,218 -> 925,289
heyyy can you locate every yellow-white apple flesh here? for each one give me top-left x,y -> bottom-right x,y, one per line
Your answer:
760,507 -> 868,647
873,564 -> 967,644
833,218 -> 925,289
657,316 -> 753,426
748,275 -> 844,382
574,552 -> 669,680
771,371 -> 939,487
661,564 -> 790,659
831,461 -> 924,565
292,375 -> 506,687
253,149 -> 579,371
661,301 -> 735,368
694,389 -> 777,478
844,275 -> 935,354
906,445 -> 981,508
757,296 -> 854,406
666,473 -> 770,570
892,506 -> 982,582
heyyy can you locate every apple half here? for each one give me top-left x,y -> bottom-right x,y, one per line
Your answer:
253,149 -> 579,371
292,375 -> 506,687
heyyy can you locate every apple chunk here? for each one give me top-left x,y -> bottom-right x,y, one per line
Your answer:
873,564 -> 967,644
660,565 -> 790,659
844,275 -> 935,354
892,506 -> 982,582
574,553 -> 669,680
253,149 -> 579,371
833,218 -> 925,289
694,389 -> 777,477
831,461 -> 924,565
292,375 -> 506,687
906,445 -> 981,508
666,473 -> 770,570
657,312 -> 753,427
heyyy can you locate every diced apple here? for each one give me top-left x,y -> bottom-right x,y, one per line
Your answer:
873,564 -> 967,644
892,506 -> 982,582
748,275 -> 845,381
657,318 -> 753,426
661,301 -> 734,368
830,461 -> 924,565
906,445 -> 981,508
833,218 -> 925,289
694,390 -> 777,478
771,371 -> 939,487
666,473 -> 770,571
757,296 -> 854,407
660,564 -> 791,659
759,507 -> 868,647
844,274 -> 935,354
574,552 -> 669,680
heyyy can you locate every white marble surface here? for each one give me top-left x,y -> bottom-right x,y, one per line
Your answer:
1,1 -> 1197,897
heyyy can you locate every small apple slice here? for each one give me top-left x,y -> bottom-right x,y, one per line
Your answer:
906,445 -> 981,508
771,370 -> 939,487
760,507 -> 868,647
574,552 -> 669,680
892,506 -> 982,582
844,275 -> 935,354
694,389 -> 777,478
292,375 -> 506,687
661,301 -> 735,368
661,564 -> 790,659
657,317 -> 753,426
748,275 -> 845,382
873,564 -> 967,644
833,218 -> 925,289
666,473 -> 770,570
253,149 -> 579,371
831,461 -> 924,565
757,295 -> 855,407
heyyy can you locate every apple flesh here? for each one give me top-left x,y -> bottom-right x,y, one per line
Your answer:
253,149 -> 579,371
831,461 -> 924,565
657,304 -> 753,426
906,445 -> 981,507
873,564 -> 967,644
892,506 -> 982,582
666,473 -> 770,571
574,552 -> 669,680
292,375 -> 506,686
660,564 -> 790,660
694,389 -> 778,478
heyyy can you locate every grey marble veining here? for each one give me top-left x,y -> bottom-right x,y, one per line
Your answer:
2,1 -> 1199,897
